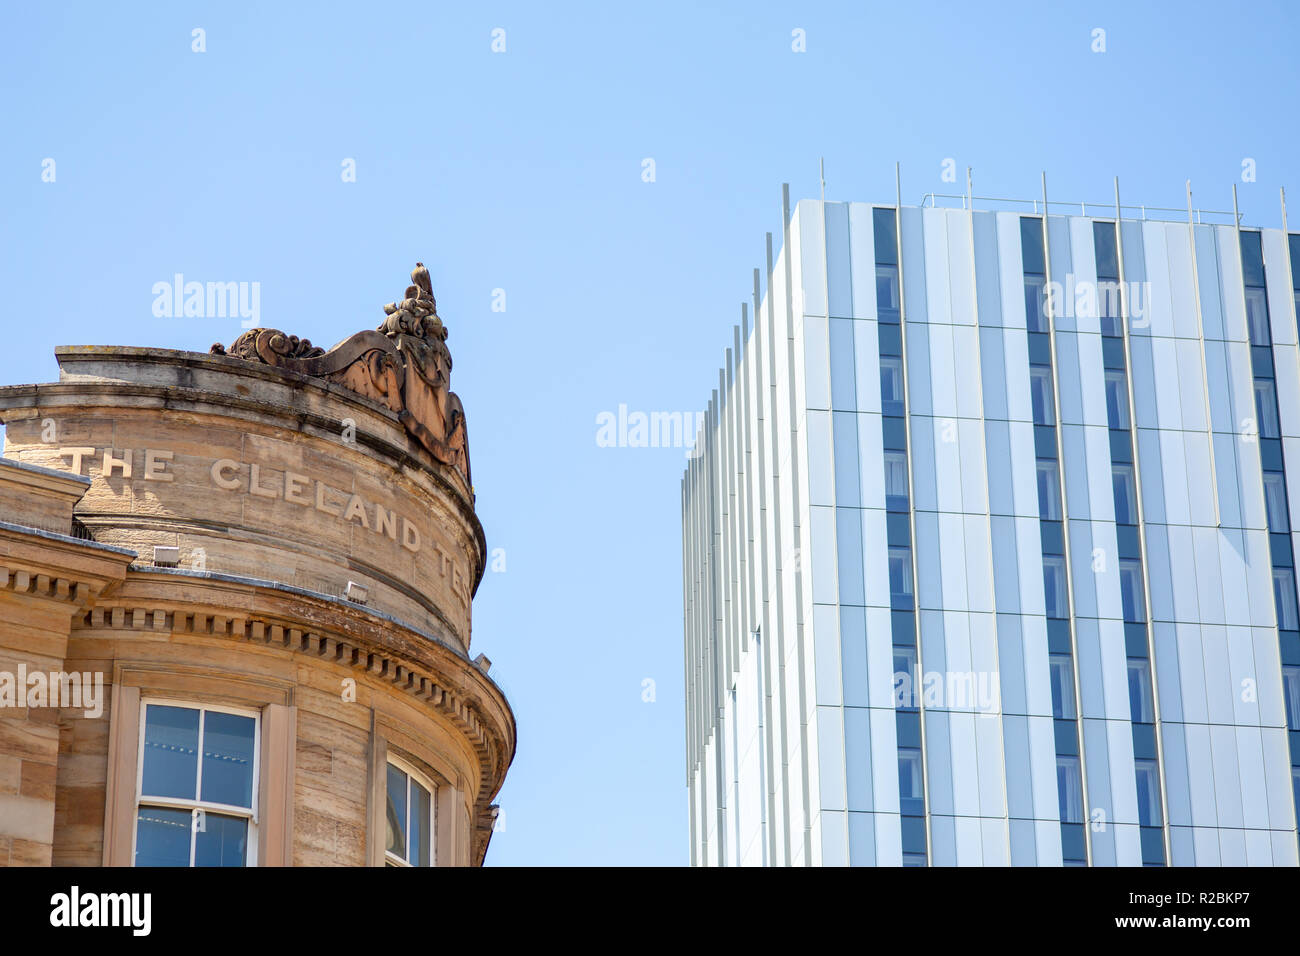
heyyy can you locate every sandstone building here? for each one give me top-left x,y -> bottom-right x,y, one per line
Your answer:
0,264 -> 515,866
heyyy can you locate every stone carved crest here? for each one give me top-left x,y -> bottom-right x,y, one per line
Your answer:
211,263 -> 471,487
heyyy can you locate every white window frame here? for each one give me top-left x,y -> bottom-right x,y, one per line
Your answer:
1037,459 -> 1062,521
1049,654 -> 1077,720
1119,559 -> 1146,623
1127,658 -> 1154,723
1056,755 -> 1083,824
1030,366 -> 1055,426
897,748 -> 923,809
879,356 -> 904,413
1112,463 -> 1138,525
1104,369 -> 1131,431
1263,471 -> 1290,532
1282,665 -> 1300,732
1134,759 -> 1162,827
384,755 -> 437,868
875,264 -> 900,314
1043,555 -> 1068,619
1255,379 -> 1281,439
1274,568 -> 1299,631
888,547 -> 913,600
132,698 -> 261,868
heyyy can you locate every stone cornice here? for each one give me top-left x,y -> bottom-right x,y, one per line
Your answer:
0,349 -> 488,597
0,523 -> 134,606
79,567 -> 515,846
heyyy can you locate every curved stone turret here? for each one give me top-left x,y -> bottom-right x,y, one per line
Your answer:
0,264 -> 514,867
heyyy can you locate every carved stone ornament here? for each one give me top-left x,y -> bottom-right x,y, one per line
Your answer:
211,263 -> 471,487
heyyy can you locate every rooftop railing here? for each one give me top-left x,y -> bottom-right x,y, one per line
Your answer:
916,191 -> 1240,225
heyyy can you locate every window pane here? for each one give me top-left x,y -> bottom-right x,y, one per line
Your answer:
889,548 -> 913,600
1245,287 -> 1271,346
880,357 -> 904,415
898,749 -> 923,814
1120,560 -> 1146,622
194,813 -> 248,867
141,705 -> 199,800
884,451 -> 909,509
1037,459 -> 1062,520
1284,667 -> 1300,731
1098,280 -> 1123,336
200,711 -> 256,809
1105,370 -> 1130,430
1255,380 -> 1280,439
1030,367 -> 1055,426
1274,568 -> 1299,630
1135,760 -> 1162,827
1043,556 -> 1067,619
876,265 -> 900,320
386,764 -> 408,860
1024,275 -> 1047,332
1056,756 -> 1082,823
134,806 -> 192,867
1128,659 -> 1153,723
410,780 -> 432,867
1263,472 -> 1290,531
1112,464 -> 1137,524
902,851 -> 926,867
1049,654 -> 1076,719
893,647 -> 917,709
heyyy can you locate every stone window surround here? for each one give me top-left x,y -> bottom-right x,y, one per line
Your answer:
366,708 -> 468,867
102,662 -> 296,867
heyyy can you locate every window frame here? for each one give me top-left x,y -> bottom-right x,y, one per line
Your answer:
1127,658 -> 1154,724
384,755 -> 437,868
1029,365 -> 1055,426
1112,462 -> 1138,525
1119,559 -> 1146,623
1255,378 -> 1281,440
1274,567 -> 1299,631
893,646 -> 918,710
1283,665 -> 1300,732
879,355 -> 905,416
1104,369 -> 1131,431
1042,555 -> 1068,619
132,698 -> 262,868
875,263 -> 901,319
897,747 -> 924,815
1056,754 -> 1084,825
1263,471 -> 1291,532
1023,274 -> 1048,333
1037,458 -> 1063,521
1134,759 -> 1162,827
1244,286 -> 1271,346
1049,654 -> 1077,720
888,546 -> 914,603
884,450 -> 910,511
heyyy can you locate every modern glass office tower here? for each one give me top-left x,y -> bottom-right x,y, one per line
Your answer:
681,185 -> 1300,866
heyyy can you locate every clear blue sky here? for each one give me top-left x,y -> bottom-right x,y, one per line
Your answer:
1,1 -> 1295,865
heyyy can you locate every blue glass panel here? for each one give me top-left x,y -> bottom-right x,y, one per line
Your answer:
194,813 -> 248,867
386,764 -> 408,860
134,807 -> 191,867
1053,718 -> 1079,755
410,781 -> 432,867
1140,825 -> 1165,864
141,705 -> 199,800
200,711 -> 256,809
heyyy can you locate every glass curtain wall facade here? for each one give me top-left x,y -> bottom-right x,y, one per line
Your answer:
682,194 -> 1300,866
